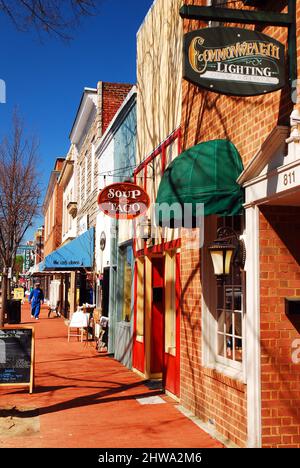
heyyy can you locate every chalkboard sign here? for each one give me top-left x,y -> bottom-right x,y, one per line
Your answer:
0,327 -> 34,393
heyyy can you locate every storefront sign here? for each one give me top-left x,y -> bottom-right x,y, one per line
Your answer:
183,27 -> 285,96
98,182 -> 150,220
14,288 -> 24,300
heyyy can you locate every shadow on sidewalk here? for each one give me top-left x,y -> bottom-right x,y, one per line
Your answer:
6,380 -> 164,418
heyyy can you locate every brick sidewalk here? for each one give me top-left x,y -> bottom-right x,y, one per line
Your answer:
0,303 -> 223,448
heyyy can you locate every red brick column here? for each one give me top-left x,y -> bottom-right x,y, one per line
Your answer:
260,206 -> 300,448
180,228 -> 247,447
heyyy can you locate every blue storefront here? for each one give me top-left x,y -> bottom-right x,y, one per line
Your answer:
42,227 -> 95,317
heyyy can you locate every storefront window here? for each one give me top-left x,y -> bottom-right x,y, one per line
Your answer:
165,252 -> 176,354
136,258 -> 145,342
122,247 -> 132,322
216,216 -> 244,368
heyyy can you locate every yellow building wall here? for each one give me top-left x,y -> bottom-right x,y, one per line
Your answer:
136,0 -> 183,165
136,0 -> 183,252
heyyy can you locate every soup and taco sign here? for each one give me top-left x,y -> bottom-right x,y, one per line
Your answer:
98,182 -> 150,220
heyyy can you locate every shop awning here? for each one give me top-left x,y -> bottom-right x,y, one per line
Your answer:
27,261 -> 45,275
44,227 -> 94,270
155,139 -> 244,227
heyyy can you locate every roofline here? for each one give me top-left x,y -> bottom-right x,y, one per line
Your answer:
95,85 -> 136,155
57,160 -> 74,187
136,0 -> 157,38
42,170 -> 61,213
69,87 -> 97,140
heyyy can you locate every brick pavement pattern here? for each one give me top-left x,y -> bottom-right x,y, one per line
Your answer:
0,304 -> 223,448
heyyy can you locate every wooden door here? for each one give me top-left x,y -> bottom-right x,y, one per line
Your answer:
151,257 -> 165,375
164,253 -> 181,397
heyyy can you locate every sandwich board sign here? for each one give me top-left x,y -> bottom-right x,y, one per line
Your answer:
0,327 -> 34,393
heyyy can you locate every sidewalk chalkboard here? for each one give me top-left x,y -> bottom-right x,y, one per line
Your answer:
0,327 -> 34,393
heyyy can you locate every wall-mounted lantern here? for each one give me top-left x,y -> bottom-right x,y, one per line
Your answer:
208,227 -> 246,280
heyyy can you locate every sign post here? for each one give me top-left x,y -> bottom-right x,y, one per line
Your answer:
0,327 -> 35,394
180,0 -> 297,99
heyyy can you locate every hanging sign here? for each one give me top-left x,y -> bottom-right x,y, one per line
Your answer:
98,182 -> 150,220
183,27 -> 285,97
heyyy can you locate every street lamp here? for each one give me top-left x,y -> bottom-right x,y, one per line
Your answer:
208,227 -> 245,280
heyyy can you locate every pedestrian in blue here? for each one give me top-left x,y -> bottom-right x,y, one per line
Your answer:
29,282 -> 44,320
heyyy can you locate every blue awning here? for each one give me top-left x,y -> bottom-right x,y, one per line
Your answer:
44,227 -> 94,270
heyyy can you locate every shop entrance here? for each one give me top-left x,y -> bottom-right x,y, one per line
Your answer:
164,252 -> 181,397
151,257 -> 165,375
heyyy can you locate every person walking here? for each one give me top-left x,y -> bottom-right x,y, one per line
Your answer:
29,282 -> 44,320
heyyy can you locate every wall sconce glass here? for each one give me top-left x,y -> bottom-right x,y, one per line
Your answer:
208,227 -> 245,278
139,217 -> 152,240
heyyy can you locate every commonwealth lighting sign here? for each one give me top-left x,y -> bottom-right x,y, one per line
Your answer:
183,27 -> 285,97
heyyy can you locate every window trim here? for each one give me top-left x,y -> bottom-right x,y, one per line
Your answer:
201,215 -> 246,383
165,251 -> 177,356
136,258 -> 145,343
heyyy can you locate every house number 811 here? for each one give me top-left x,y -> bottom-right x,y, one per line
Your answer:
283,171 -> 296,186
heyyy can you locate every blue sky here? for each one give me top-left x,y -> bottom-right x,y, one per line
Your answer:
0,0 -> 154,241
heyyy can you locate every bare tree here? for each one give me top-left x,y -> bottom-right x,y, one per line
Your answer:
0,111 -> 41,326
0,0 -> 97,39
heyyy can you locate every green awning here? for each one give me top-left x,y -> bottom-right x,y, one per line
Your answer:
155,139 -> 244,227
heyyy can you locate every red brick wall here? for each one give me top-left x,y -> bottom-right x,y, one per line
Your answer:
180,229 -> 247,447
260,206 -> 300,448
102,82 -> 133,134
44,183 -> 63,256
55,183 -> 63,249
182,0 -> 292,166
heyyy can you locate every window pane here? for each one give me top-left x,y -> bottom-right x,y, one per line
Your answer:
235,338 -> 243,362
218,333 -> 225,357
136,260 -> 144,339
225,311 -> 232,334
225,335 -> 234,360
233,287 -> 242,311
234,311 -> 242,338
215,215 -> 244,367
217,310 -> 225,332
225,287 -> 233,310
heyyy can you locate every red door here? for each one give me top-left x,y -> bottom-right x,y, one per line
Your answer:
133,260 -> 145,373
164,253 -> 181,397
151,257 -> 165,375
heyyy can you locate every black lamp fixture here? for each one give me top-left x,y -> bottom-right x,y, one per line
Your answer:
208,227 -> 246,279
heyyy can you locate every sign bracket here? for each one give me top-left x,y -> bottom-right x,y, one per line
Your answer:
180,1 -> 297,97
